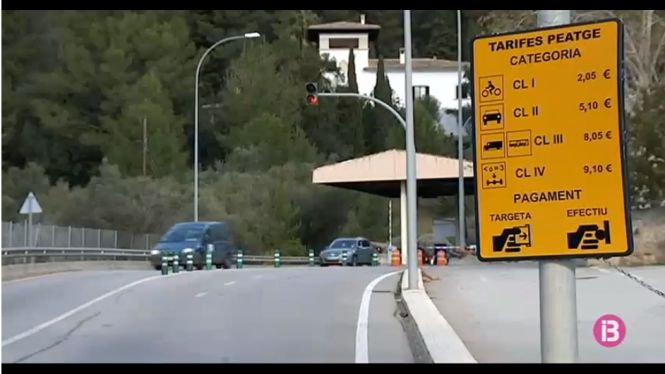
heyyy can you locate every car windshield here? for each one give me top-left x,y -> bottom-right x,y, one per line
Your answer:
329,239 -> 356,248
160,225 -> 204,242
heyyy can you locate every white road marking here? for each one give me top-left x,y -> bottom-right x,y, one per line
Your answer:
195,292 -> 208,298
355,270 -> 402,364
224,281 -> 236,286
2,272 -> 185,347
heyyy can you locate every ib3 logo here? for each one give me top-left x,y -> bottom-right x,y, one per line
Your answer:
593,314 -> 626,347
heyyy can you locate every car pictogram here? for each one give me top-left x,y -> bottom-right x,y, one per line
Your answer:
482,110 -> 502,125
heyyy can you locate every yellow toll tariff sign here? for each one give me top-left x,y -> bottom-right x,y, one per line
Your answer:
471,19 -> 633,261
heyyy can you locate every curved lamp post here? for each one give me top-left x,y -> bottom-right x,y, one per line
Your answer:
194,32 -> 261,221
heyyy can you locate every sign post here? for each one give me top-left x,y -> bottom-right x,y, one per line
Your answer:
19,192 -> 43,247
471,17 -> 632,362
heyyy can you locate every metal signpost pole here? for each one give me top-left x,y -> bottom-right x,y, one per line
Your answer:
403,10 -> 419,290
28,202 -> 33,248
536,9 -> 578,363
472,10 -> 628,364
456,10 -> 466,252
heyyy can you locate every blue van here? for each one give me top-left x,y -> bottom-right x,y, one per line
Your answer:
149,221 -> 235,271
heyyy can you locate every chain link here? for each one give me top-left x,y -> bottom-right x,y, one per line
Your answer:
602,259 -> 665,299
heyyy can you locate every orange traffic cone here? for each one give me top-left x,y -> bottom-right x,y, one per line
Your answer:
436,250 -> 449,266
391,250 -> 401,266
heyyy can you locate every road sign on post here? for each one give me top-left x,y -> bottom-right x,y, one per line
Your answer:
19,192 -> 42,248
471,19 -> 632,261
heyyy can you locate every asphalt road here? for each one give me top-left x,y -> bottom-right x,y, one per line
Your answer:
424,258 -> 665,363
2,267 -> 413,363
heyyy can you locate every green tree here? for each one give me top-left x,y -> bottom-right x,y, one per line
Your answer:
386,97 -> 456,156
2,11 -> 196,185
340,193 -> 389,241
3,11 -> 106,185
629,84 -> 665,207
365,56 -> 397,153
1,163 -> 52,222
333,48 -> 365,157
227,113 -> 319,170
413,10 -> 457,59
265,180 -> 304,255
347,48 -> 359,92
222,43 -> 301,135
198,164 -> 306,255
364,11 -> 403,59
99,71 -> 188,177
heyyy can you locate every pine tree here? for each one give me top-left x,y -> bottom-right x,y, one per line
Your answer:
365,55 -> 397,153
348,48 -> 359,92
333,48 -> 365,157
100,71 -> 188,178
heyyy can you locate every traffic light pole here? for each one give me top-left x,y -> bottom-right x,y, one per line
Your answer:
317,91 -> 421,290
317,93 -> 406,129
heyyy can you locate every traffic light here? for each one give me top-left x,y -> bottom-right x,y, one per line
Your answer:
305,82 -> 319,106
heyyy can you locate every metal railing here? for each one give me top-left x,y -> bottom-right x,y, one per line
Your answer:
1,247 -> 150,265
1,221 -> 160,250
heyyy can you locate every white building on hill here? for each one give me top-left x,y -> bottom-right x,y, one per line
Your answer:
307,16 -> 470,136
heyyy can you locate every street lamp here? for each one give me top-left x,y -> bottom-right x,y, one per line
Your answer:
194,32 -> 261,221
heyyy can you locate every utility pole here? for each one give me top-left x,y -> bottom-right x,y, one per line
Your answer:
536,9 -> 579,364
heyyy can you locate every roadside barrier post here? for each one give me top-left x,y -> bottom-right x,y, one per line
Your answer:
161,253 -> 169,275
186,252 -> 193,272
173,252 -> 180,273
237,249 -> 244,269
274,249 -> 281,268
206,244 -> 213,270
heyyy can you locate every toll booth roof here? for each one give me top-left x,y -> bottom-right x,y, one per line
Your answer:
312,149 -> 475,198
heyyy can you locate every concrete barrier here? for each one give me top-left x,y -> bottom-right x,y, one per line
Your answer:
2,261 -> 152,282
398,269 -> 476,363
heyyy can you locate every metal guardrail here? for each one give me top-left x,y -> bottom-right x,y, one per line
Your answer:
239,255 -> 312,265
1,247 -> 315,266
1,247 -> 150,265
2,247 -> 150,255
